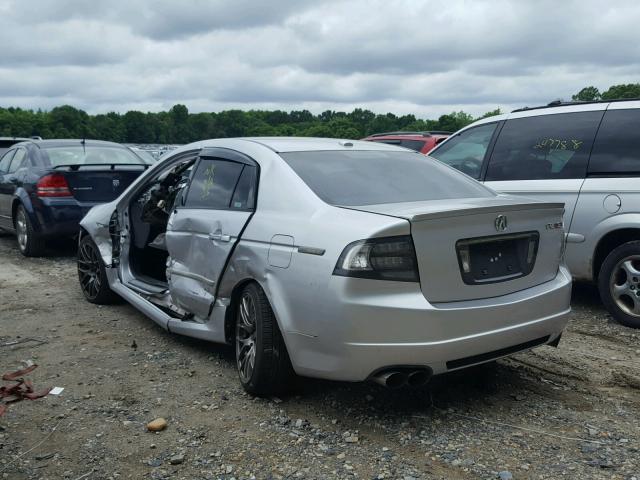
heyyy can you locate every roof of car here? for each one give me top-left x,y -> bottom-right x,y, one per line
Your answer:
468,98 -> 640,130
194,137 -> 413,153
365,131 -> 451,139
15,139 -> 129,149
511,97 -> 640,113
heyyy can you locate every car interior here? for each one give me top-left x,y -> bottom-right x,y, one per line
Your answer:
128,159 -> 195,285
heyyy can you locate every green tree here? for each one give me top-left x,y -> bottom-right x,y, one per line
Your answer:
476,108 -> 502,120
601,83 -> 640,100
169,104 -> 191,143
123,111 -> 154,143
435,111 -> 474,132
572,86 -> 601,101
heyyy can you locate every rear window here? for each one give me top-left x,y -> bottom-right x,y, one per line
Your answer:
589,109 -> 640,174
371,139 -> 426,152
281,150 -> 492,206
42,146 -> 145,167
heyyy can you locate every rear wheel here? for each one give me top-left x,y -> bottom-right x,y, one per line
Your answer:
598,241 -> 640,328
78,235 -> 119,304
14,204 -> 46,257
235,283 -> 294,395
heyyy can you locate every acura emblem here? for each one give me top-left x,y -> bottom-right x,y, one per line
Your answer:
112,179 -> 120,189
495,215 -> 508,232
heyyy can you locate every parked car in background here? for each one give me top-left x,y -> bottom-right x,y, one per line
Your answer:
78,137 -> 570,395
429,99 -> 640,328
0,139 -> 149,256
128,146 -> 157,164
362,131 -> 450,154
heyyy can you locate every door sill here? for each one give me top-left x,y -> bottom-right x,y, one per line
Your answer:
126,277 -> 168,295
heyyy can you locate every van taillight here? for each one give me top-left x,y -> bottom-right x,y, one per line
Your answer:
36,174 -> 72,197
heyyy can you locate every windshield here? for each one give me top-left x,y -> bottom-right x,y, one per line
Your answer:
281,150 -> 492,206
42,145 -> 145,167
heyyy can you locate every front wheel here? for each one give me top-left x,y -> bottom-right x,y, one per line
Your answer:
235,283 -> 294,395
78,235 -> 119,304
598,241 -> 640,328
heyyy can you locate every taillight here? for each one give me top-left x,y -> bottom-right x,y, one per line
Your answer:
36,174 -> 72,197
333,235 -> 420,282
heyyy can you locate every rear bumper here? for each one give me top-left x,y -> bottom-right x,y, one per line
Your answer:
284,266 -> 572,382
32,197 -> 98,237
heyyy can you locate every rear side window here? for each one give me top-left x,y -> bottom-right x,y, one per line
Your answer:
8,149 -> 27,173
185,159 -> 244,209
589,109 -> 640,174
281,150 -> 492,206
429,123 -> 498,179
230,165 -> 257,210
486,111 -> 602,181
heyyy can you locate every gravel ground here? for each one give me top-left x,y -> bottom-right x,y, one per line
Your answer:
1,234 -> 639,480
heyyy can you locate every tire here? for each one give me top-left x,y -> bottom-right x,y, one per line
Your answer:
77,234 -> 119,304
14,204 -> 46,257
235,282 -> 295,395
598,240 -> 640,328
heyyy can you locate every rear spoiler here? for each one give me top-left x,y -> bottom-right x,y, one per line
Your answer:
53,163 -> 150,171
407,202 -> 565,222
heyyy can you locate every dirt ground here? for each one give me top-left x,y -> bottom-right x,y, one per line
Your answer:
0,234 -> 639,480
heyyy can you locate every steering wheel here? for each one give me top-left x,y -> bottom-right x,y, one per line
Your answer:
454,157 -> 482,176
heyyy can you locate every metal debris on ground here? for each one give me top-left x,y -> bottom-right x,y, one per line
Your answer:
0,364 -> 52,417
0,337 -> 48,349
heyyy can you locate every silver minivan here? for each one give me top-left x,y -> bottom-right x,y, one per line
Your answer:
430,99 -> 640,328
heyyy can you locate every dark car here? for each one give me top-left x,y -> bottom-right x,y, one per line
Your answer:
362,131 -> 451,154
0,139 -> 149,256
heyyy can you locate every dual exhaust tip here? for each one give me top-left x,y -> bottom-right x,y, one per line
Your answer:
371,368 -> 432,389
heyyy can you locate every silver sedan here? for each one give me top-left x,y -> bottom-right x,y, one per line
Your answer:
77,138 -> 571,395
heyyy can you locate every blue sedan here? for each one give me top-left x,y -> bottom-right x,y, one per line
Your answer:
0,139 -> 149,256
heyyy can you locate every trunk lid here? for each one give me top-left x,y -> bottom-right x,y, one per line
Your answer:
347,196 -> 565,302
54,165 -> 148,202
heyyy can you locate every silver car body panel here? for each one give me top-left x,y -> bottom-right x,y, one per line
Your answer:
80,137 -> 571,382
432,100 -> 640,282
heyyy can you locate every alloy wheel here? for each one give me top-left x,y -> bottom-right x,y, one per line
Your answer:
15,209 -> 28,252
78,240 -> 102,300
610,255 -> 640,317
236,293 -> 257,383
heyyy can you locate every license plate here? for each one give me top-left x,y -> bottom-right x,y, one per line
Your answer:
456,232 -> 539,285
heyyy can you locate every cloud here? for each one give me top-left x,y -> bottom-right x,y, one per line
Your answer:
0,0 -> 639,118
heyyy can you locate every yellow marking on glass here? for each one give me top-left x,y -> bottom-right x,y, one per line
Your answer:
201,164 -> 216,199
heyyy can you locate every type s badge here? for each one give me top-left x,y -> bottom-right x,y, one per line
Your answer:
545,221 -> 564,230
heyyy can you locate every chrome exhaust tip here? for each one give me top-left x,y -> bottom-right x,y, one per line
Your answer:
371,370 -> 407,389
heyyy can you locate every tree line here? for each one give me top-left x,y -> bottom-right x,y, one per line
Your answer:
0,83 -> 637,144
0,105 -> 495,144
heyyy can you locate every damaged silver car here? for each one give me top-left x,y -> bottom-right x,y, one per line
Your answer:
77,138 -> 572,395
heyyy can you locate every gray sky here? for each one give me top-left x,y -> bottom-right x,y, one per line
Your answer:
1,0 -> 638,118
